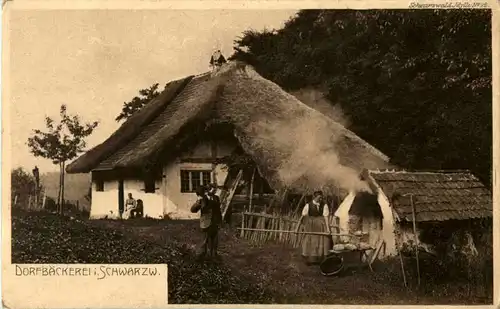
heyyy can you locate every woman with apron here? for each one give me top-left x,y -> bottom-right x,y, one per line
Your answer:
295,190 -> 333,264
123,193 -> 137,219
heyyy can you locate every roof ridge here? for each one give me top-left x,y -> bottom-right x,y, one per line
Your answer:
193,71 -> 211,79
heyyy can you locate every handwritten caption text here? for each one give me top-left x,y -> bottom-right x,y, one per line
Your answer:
409,2 -> 489,8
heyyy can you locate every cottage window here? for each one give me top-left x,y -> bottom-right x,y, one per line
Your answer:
144,177 -> 156,193
191,172 -> 202,191
180,170 -> 212,193
95,180 -> 104,192
202,172 -> 211,186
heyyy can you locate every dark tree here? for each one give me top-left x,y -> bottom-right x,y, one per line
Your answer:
115,83 -> 161,122
231,9 -> 492,186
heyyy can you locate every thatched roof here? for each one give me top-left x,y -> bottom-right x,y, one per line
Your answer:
67,62 -> 391,192
66,76 -> 193,173
367,169 -> 492,222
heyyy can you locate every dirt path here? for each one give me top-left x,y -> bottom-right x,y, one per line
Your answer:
90,218 -> 433,304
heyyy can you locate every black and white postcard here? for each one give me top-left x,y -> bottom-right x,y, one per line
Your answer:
2,0 -> 498,307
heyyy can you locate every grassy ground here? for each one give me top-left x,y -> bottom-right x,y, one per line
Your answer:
11,209 -> 493,304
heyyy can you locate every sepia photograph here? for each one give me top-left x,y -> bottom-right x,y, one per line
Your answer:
4,3 -> 496,306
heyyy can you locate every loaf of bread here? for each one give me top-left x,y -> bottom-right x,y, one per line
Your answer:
333,244 -> 345,251
344,243 -> 357,250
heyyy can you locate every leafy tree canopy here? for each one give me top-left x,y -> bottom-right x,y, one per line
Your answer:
28,105 -> 99,164
230,9 -> 492,186
27,104 -> 98,212
115,83 -> 162,122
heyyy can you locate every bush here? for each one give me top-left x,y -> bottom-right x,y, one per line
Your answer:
11,167 -> 42,208
372,251 -> 492,303
44,196 -> 57,211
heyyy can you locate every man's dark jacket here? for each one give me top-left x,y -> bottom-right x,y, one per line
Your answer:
190,195 -> 222,229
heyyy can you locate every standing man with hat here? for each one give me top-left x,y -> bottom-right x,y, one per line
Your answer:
205,183 -> 222,258
190,183 -> 222,260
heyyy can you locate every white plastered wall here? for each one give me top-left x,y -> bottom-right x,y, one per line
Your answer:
334,191 -> 356,241
162,140 -> 234,219
89,139 -> 236,220
376,190 -> 397,257
89,178 -> 120,219
163,161 -> 208,219
123,179 -> 163,219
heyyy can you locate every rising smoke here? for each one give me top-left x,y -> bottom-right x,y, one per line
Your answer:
271,98 -> 372,194
221,63 -> 375,194
290,88 -> 351,128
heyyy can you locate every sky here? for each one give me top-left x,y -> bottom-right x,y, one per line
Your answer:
8,9 -> 297,173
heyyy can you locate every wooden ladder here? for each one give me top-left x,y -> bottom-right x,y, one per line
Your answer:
220,169 -> 243,222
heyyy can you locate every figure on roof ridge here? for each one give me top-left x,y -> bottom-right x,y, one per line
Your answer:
210,49 -> 227,71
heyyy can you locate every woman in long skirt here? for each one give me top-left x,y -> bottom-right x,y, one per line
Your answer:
295,190 -> 332,264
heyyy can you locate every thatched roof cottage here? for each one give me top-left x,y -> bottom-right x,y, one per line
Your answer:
334,169 -> 493,258
67,61 -> 390,219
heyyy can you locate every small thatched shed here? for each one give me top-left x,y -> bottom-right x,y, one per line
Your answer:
67,61 -> 389,219
335,169 -> 493,259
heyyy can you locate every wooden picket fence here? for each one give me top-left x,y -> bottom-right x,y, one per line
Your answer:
12,190 -> 47,211
12,190 -> 85,213
238,210 -> 341,248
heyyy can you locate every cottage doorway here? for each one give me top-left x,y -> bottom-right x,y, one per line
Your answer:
118,179 -> 124,216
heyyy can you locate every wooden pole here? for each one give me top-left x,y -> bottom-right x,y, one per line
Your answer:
242,212 -> 343,233
14,195 -> 18,206
249,168 -> 256,212
394,228 -> 408,289
293,191 -> 307,215
398,245 -> 408,289
243,212 -> 298,222
240,212 -> 246,238
61,161 -> 66,215
280,187 -> 289,209
28,195 -> 32,210
237,227 -> 359,237
42,193 -> 47,209
258,173 -> 264,205
410,194 -> 421,287
34,185 -> 38,209
57,162 -> 62,213
337,187 -> 341,207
